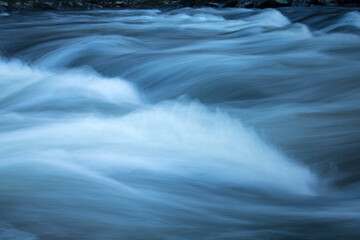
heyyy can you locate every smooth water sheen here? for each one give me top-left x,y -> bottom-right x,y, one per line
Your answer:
0,7 -> 360,240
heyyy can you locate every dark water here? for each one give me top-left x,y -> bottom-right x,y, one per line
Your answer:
0,7 -> 360,240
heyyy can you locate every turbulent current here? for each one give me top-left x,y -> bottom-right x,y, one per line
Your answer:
0,7 -> 360,240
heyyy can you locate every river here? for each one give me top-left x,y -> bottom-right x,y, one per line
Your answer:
0,7 -> 360,239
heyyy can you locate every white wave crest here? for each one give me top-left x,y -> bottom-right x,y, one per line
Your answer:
0,59 -> 142,111
0,101 -> 316,195
320,11 -> 360,33
244,9 -> 291,28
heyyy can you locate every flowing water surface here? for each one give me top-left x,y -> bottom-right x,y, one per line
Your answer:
0,7 -> 360,239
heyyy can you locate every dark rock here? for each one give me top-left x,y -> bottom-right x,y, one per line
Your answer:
0,0 -> 359,12
236,0 -> 255,8
256,0 -> 292,8
0,1 -> 8,7
205,2 -> 224,8
34,1 -> 56,9
223,0 -> 238,7
0,1 -> 8,12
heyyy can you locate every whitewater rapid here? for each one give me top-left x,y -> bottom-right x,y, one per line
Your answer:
1,7 -> 360,240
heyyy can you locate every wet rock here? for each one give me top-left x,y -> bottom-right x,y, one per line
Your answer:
0,0 -> 359,12
206,2 -> 225,7
256,0 -> 291,8
0,1 -> 8,12
236,0 -> 291,8
75,1 -> 84,6
0,1 -> 8,7
38,1 -> 56,9
115,0 -> 125,6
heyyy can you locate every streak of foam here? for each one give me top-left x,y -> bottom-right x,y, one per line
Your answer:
320,11 -> 360,33
0,101 -> 316,195
0,59 -> 142,111
244,9 -> 291,28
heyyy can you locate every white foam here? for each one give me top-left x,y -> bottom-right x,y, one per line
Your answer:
320,11 -> 360,33
170,13 -> 225,23
244,9 -> 291,28
0,101 -> 316,195
341,12 -> 360,28
0,59 -> 142,109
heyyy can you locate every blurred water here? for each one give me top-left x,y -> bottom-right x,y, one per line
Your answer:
0,7 -> 360,240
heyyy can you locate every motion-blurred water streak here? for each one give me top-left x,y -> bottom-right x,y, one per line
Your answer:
0,7 -> 360,240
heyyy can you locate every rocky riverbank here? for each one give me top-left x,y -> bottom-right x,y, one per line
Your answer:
0,0 -> 359,12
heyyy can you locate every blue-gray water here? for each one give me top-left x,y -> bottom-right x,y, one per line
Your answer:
0,7 -> 360,240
